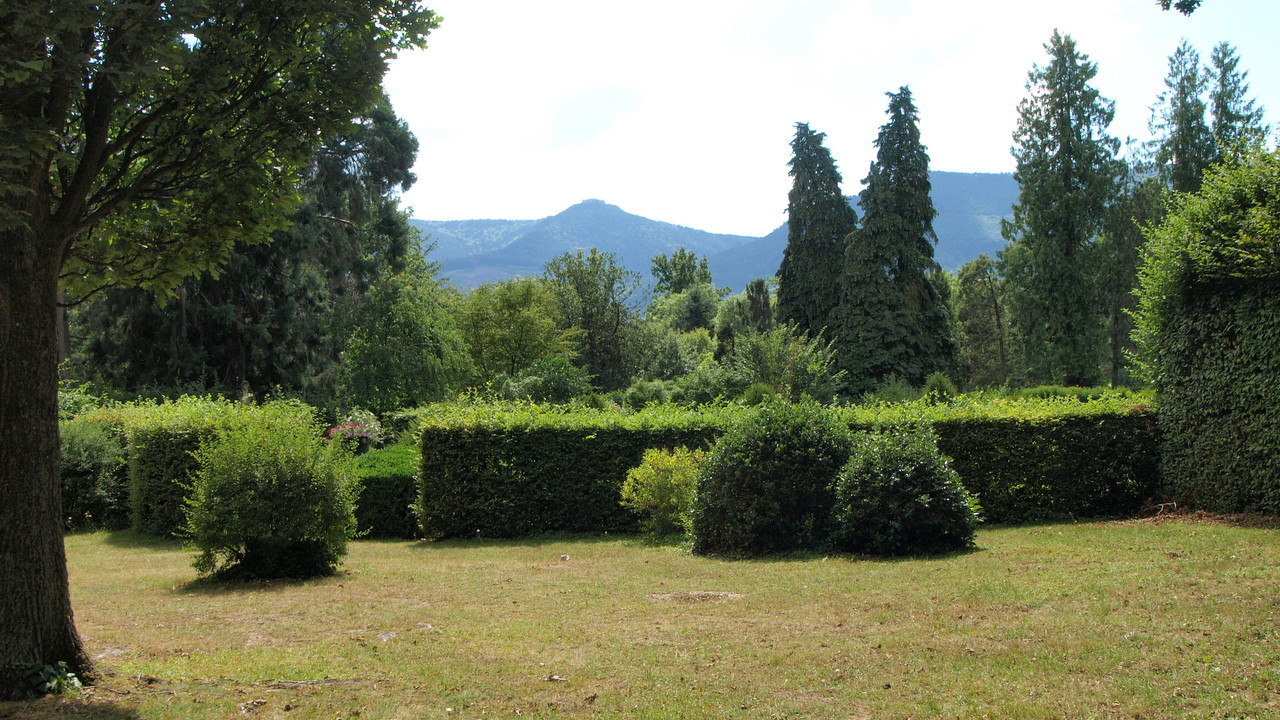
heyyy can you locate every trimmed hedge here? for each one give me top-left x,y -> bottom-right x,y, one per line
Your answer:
124,398 -> 243,536
60,414 -> 131,531
414,396 -> 1159,539
416,403 -> 733,539
351,445 -> 420,538
857,396 -> 1161,523
1133,148 -> 1280,514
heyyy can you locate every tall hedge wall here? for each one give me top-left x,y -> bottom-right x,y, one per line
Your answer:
416,397 -> 1160,539
416,404 -> 732,539
1133,147 -> 1280,514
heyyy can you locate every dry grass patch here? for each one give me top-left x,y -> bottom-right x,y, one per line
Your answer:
3,518 -> 1278,719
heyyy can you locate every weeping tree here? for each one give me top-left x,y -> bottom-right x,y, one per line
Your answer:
0,0 -> 435,696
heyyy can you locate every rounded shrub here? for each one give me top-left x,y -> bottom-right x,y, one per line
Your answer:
831,426 -> 980,556
620,446 -> 705,536
185,402 -> 357,580
691,400 -> 852,557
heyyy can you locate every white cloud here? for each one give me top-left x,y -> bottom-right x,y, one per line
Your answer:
386,0 -> 1280,236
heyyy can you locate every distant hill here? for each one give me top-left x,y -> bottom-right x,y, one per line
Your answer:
413,171 -> 1019,292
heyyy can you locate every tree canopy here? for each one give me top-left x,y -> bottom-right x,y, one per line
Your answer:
0,0 -> 436,697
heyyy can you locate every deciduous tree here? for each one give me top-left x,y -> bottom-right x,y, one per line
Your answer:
543,248 -> 641,391
0,0 -> 435,696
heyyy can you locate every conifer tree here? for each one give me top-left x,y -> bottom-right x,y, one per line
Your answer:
1209,42 -> 1267,160
70,96 -> 419,404
1000,31 -> 1122,386
836,87 -> 954,392
776,123 -> 857,337
1148,40 -> 1215,193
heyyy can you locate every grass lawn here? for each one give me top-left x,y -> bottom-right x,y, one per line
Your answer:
4,517 -> 1279,720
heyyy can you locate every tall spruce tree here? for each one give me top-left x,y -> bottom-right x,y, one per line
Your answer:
1148,40 -> 1215,193
776,123 -> 857,337
836,87 -> 954,392
1209,42 -> 1267,160
1000,31 -> 1123,386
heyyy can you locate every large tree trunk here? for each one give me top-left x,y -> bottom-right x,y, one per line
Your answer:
0,227 -> 93,699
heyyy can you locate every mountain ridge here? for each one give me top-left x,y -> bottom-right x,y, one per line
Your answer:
411,171 -> 1019,292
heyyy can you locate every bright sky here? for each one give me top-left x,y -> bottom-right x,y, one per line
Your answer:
384,0 -> 1279,237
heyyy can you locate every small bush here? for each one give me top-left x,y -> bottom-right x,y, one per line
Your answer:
351,445 -> 420,538
831,427 -> 980,556
498,355 -> 594,403
862,374 -> 921,404
619,379 -> 670,410
60,417 -> 130,531
621,447 -> 705,535
185,402 -> 357,580
921,372 -> 958,403
691,400 -> 852,557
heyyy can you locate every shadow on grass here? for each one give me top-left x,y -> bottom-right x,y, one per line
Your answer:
0,695 -> 144,719
174,570 -> 344,596
404,530 -> 987,565
98,530 -> 183,551
405,532 -> 634,551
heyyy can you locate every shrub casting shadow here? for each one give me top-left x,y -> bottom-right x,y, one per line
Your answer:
100,530 -> 183,551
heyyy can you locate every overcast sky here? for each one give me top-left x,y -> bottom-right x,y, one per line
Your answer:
383,0 -> 1278,237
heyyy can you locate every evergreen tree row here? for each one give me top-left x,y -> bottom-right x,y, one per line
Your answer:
777,31 -> 1268,392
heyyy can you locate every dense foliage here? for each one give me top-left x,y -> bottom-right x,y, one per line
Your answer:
186,402 -> 357,579
776,123 -> 857,337
621,447 -> 705,536
830,427 -> 980,556
690,401 -> 853,557
1133,147 -> 1280,514
71,98 -> 423,405
837,87 -> 954,393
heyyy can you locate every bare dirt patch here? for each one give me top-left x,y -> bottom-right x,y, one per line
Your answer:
645,591 -> 745,602
1131,509 -> 1280,530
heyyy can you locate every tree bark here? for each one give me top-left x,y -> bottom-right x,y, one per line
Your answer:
0,226 -> 93,699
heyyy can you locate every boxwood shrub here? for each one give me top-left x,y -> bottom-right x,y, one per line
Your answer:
691,400 -> 852,557
831,426 -> 980,556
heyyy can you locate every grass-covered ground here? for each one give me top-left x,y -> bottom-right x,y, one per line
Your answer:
6,517 -> 1279,719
